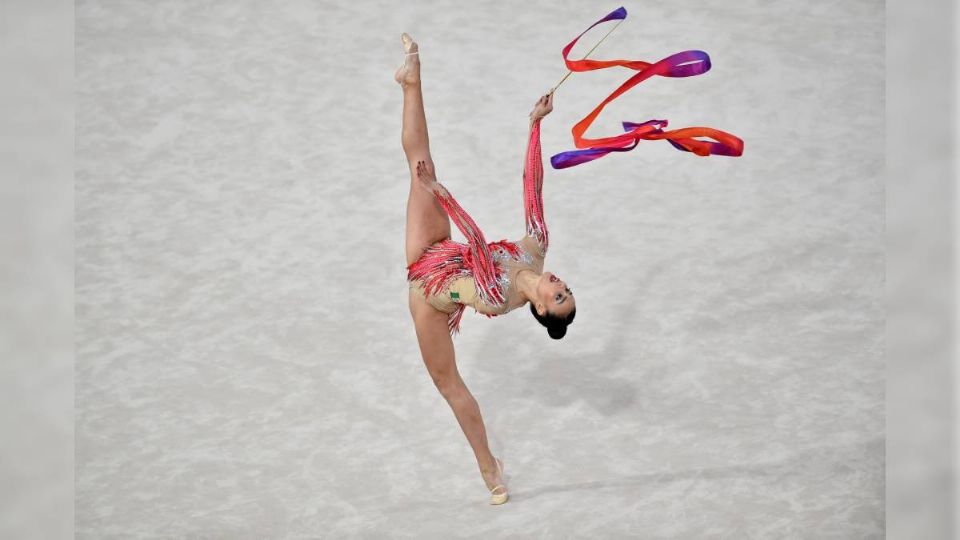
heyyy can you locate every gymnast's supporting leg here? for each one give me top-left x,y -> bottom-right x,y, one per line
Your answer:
409,299 -> 504,493
397,33 -> 503,495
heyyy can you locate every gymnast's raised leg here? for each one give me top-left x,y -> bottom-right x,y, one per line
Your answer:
395,33 -> 506,502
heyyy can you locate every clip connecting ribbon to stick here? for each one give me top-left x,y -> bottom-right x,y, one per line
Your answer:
549,6 -> 744,169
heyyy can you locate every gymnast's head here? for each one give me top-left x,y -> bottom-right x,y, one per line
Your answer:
529,271 -> 576,340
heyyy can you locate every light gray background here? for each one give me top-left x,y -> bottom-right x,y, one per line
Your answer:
0,0 -> 74,539
77,0 -> 884,537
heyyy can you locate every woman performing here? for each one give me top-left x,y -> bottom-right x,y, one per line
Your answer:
395,32 -> 576,505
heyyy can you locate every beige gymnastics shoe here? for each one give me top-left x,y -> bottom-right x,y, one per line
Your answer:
394,33 -> 421,87
489,457 -> 509,505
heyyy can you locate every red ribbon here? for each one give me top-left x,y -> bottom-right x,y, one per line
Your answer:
550,6 -> 744,169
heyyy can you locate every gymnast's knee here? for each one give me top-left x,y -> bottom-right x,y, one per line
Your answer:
435,377 -> 471,403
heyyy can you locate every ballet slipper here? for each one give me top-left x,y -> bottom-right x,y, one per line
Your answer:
489,457 -> 509,505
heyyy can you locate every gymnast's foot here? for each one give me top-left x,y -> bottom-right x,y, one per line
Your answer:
480,456 -> 508,503
394,33 -> 420,88
480,458 -> 505,500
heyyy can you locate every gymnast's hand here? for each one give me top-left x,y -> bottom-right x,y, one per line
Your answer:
415,159 -> 444,195
529,91 -> 554,120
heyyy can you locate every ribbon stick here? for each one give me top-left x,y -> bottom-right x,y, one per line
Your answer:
551,15 -> 624,94
550,6 -> 744,169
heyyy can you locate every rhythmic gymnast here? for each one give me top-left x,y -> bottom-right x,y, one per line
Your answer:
395,32 -> 575,505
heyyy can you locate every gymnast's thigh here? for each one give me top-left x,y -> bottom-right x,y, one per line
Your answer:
409,285 -> 442,319
405,169 -> 451,267
408,291 -> 458,384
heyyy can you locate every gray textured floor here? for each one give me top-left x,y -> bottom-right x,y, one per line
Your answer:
76,0 -> 884,537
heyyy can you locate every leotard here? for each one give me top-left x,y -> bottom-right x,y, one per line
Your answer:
407,118 -> 549,336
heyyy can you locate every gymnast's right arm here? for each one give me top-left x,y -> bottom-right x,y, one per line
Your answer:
523,92 -> 553,252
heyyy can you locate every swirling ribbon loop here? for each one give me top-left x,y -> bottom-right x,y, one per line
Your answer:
551,6 -> 744,169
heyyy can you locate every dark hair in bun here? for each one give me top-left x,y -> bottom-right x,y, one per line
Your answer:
529,303 -> 576,340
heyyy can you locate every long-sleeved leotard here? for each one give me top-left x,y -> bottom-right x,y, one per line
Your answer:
407,117 -> 548,336
524,117 -> 548,253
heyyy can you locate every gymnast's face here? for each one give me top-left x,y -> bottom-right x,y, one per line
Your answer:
536,271 -> 575,317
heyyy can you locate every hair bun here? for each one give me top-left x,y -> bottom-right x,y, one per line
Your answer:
547,325 -> 567,340
530,302 -> 575,340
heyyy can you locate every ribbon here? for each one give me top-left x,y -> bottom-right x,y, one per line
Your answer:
550,6 -> 744,169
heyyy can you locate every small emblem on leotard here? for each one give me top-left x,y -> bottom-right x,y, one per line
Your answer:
450,291 -> 460,299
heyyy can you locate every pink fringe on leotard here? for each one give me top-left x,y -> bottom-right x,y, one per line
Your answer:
524,118 -> 548,252
407,238 -> 522,336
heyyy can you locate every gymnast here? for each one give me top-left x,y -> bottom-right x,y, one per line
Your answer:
395,32 -> 575,504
